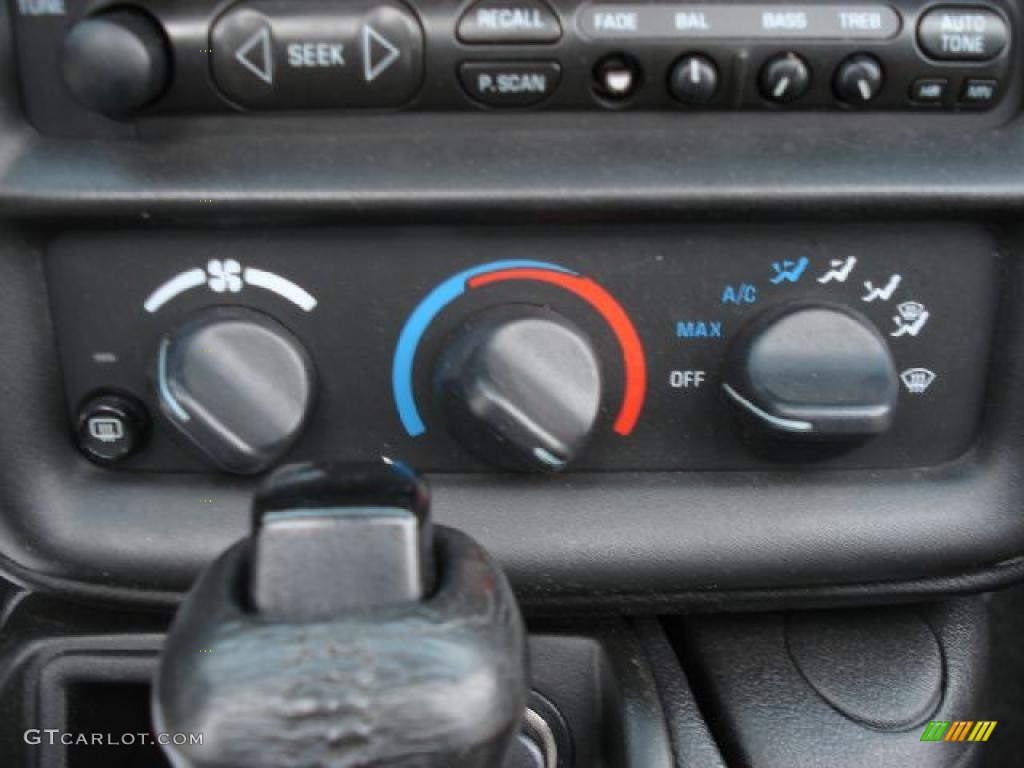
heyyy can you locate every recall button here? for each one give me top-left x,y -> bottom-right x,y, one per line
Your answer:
458,0 -> 562,44
459,61 -> 561,106
918,7 -> 1008,61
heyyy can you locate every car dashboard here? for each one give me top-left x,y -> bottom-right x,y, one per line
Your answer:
0,1 -> 1023,767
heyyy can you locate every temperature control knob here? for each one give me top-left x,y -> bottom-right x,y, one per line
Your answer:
156,307 -> 316,474
435,307 -> 602,472
722,302 -> 898,441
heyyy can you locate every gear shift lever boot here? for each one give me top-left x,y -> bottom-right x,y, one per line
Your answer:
153,461 -> 528,768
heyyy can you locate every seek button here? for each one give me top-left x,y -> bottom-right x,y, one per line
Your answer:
211,0 -> 424,110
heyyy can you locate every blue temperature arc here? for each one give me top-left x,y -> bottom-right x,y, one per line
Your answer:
393,259 -> 578,436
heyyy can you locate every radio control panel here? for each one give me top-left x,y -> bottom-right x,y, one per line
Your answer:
11,0 -> 1017,132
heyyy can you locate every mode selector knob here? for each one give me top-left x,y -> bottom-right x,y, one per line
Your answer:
722,302 -> 898,441
156,307 -> 316,474
435,306 -> 602,473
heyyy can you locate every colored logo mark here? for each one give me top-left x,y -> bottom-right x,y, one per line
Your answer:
920,720 -> 997,742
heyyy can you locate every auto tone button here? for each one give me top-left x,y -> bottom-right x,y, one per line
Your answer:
917,7 -> 1008,61
211,0 -> 424,109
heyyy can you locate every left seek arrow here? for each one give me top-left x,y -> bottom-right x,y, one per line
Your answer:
211,0 -> 424,110
235,25 -> 274,84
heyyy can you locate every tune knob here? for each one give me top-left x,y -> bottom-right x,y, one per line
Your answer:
156,307 -> 316,474
722,302 -> 898,441
62,8 -> 171,117
435,306 -> 602,472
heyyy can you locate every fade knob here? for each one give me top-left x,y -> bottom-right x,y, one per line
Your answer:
155,307 -> 315,474
435,306 -> 602,472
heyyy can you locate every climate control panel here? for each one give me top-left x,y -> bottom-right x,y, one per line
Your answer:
47,225 -> 998,473
11,0 -> 1018,133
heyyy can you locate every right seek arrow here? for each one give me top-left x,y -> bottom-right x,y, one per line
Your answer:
363,23 -> 400,82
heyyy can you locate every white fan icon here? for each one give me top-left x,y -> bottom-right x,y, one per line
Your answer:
206,259 -> 243,293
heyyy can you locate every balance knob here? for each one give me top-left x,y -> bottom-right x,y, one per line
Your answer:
62,8 -> 171,117
435,306 -> 602,472
156,307 -> 316,474
722,302 -> 898,441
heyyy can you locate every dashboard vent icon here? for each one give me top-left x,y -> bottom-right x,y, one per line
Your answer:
900,367 -> 936,394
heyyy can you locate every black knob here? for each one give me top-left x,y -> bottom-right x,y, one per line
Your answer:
435,306 -> 602,472
155,307 -> 315,474
668,54 -> 719,106
834,54 -> 884,105
62,8 -> 170,117
722,302 -> 898,441
760,52 -> 811,104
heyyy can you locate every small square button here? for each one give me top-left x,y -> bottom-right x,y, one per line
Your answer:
959,79 -> 999,107
910,78 -> 948,104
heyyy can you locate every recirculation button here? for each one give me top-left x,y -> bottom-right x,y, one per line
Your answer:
459,61 -> 561,106
211,0 -> 424,109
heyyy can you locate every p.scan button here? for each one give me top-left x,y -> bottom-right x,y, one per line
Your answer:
459,61 -> 561,107
211,0 -> 424,109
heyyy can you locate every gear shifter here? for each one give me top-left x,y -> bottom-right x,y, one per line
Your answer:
153,460 -> 528,768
